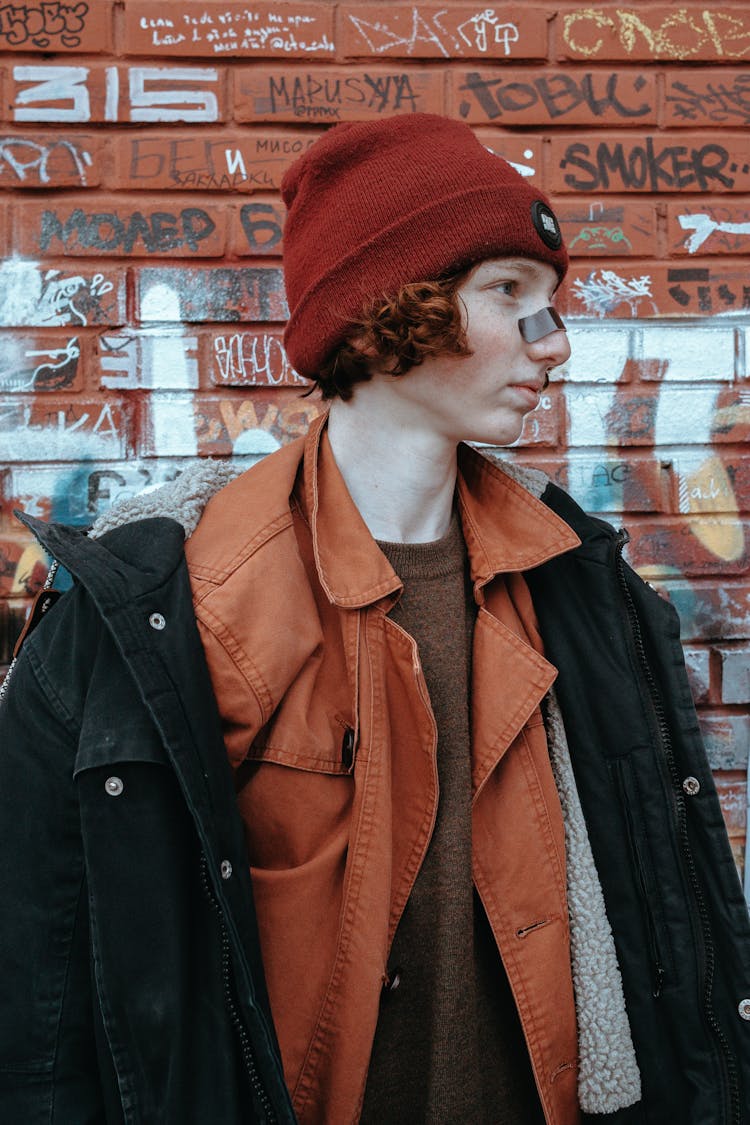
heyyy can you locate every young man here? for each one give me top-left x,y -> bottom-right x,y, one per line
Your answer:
1,115 -> 749,1125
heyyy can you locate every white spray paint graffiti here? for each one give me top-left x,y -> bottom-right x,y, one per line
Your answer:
570,270 -> 656,316
0,259 -> 115,327
0,337 -> 80,392
0,137 -> 92,184
138,284 -> 198,457
678,212 -> 750,253
457,11 -> 518,54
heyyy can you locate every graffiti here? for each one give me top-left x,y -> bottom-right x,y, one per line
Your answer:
212,333 -> 305,386
123,134 -> 315,191
138,267 -> 288,323
0,136 -> 92,184
97,333 -> 199,390
37,207 -> 217,254
347,7 -> 521,58
12,65 -> 220,123
0,1 -> 89,49
0,400 -> 124,460
678,211 -> 750,253
562,8 -> 750,61
261,71 -> 420,118
195,396 -> 323,455
667,268 -> 750,315
666,75 -> 750,125
130,5 -> 335,54
559,138 -> 746,191
457,70 -> 651,121
570,271 -> 655,316
569,225 -> 632,252
239,204 -> 283,253
0,337 -> 80,392
0,260 -> 120,327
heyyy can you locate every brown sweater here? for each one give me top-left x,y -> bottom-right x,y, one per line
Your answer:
360,516 -> 544,1124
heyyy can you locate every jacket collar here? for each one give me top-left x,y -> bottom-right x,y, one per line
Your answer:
302,413 -> 580,609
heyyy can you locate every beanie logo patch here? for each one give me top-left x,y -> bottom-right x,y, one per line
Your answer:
531,201 -> 562,250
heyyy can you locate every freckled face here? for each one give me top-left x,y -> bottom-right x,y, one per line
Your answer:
380,257 -> 571,447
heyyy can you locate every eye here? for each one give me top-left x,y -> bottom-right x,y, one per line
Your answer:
492,280 -> 517,297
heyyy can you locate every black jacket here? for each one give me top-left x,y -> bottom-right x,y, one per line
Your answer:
1,483 -> 749,1124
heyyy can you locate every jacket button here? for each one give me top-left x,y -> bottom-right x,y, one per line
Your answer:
105,776 -> 124,797
682,776 -> 701,796
220,860 -> 233,880
739,999 -> 750,1021
149,612 -> 166,631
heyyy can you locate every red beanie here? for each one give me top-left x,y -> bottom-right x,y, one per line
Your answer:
281,114 -> 568,379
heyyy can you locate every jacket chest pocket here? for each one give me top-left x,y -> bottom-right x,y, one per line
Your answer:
237,715 -> 357,873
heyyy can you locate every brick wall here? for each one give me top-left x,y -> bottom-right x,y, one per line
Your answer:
0,1 -> 749,883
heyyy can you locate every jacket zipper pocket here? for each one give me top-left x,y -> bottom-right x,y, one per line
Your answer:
611,756 -> 667,999
199,855 -> 277,1124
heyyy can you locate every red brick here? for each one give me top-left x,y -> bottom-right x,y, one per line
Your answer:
0,263 -> 125,328
16,202 -> 226,259
116,131 -> 318,193
0,398 -> 129,461
715,771 -> 747,834
558,7 -> 750,63
556,200 -> 656,257
0,1 -> 113,52
208,329 -> 305,388
475,131 -> 544,185
560,263 -> 750,318
0,333 -> 85,393
565,385 -> 750,448
448,68 -> 656,126
124,2 -> 335,58
667,202 -> 750,256
664,70 -> 750,128
698,715 -> 750,770
664,581 -> 750,642
717,645 -> 750,704
669,452 -> 750,517
342,5 -> 548,60
0,534 -> 48,598
136,266 -> 288,324
624,517 -> 750,577
0,133 -> 102,187
550,132 -> 750,194
232,200 -> 285,257
140,391 -> 325,456
682,645 -> 712,704
235,65 -> 443,123
94,332 -> 200,391
9,63 -> 224,125
511,452 -> 667,512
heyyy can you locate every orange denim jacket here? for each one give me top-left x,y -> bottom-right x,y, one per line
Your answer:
185,413 -> 582,1125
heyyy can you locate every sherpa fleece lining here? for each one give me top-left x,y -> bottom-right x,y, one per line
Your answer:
90,454 -> 642,1114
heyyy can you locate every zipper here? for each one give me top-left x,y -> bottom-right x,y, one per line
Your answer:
0,559 -> 61,708
199,855 -> 277,1123
614,529 -> 740,1125
612,757 -> 665,999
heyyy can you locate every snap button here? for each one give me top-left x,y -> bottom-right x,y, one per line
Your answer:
220,860 -> 233,880
149,612 -> 166,631
739,999 -> 750,1021
682,776 -> 701,796
105,776 -> 124,797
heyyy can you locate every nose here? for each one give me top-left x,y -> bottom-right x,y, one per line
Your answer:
528,326 -> 571,370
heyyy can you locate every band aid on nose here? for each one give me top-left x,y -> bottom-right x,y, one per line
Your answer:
518,306 -> 566,343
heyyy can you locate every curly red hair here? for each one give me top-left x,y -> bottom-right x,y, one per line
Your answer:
313,270 -> 472,401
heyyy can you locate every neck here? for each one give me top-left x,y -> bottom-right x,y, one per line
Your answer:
326,392 -> 458,543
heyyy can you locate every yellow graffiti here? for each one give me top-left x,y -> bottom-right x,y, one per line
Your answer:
10,541 -> 47,596
563,8 -> 750,60
683,456 -> 744,562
